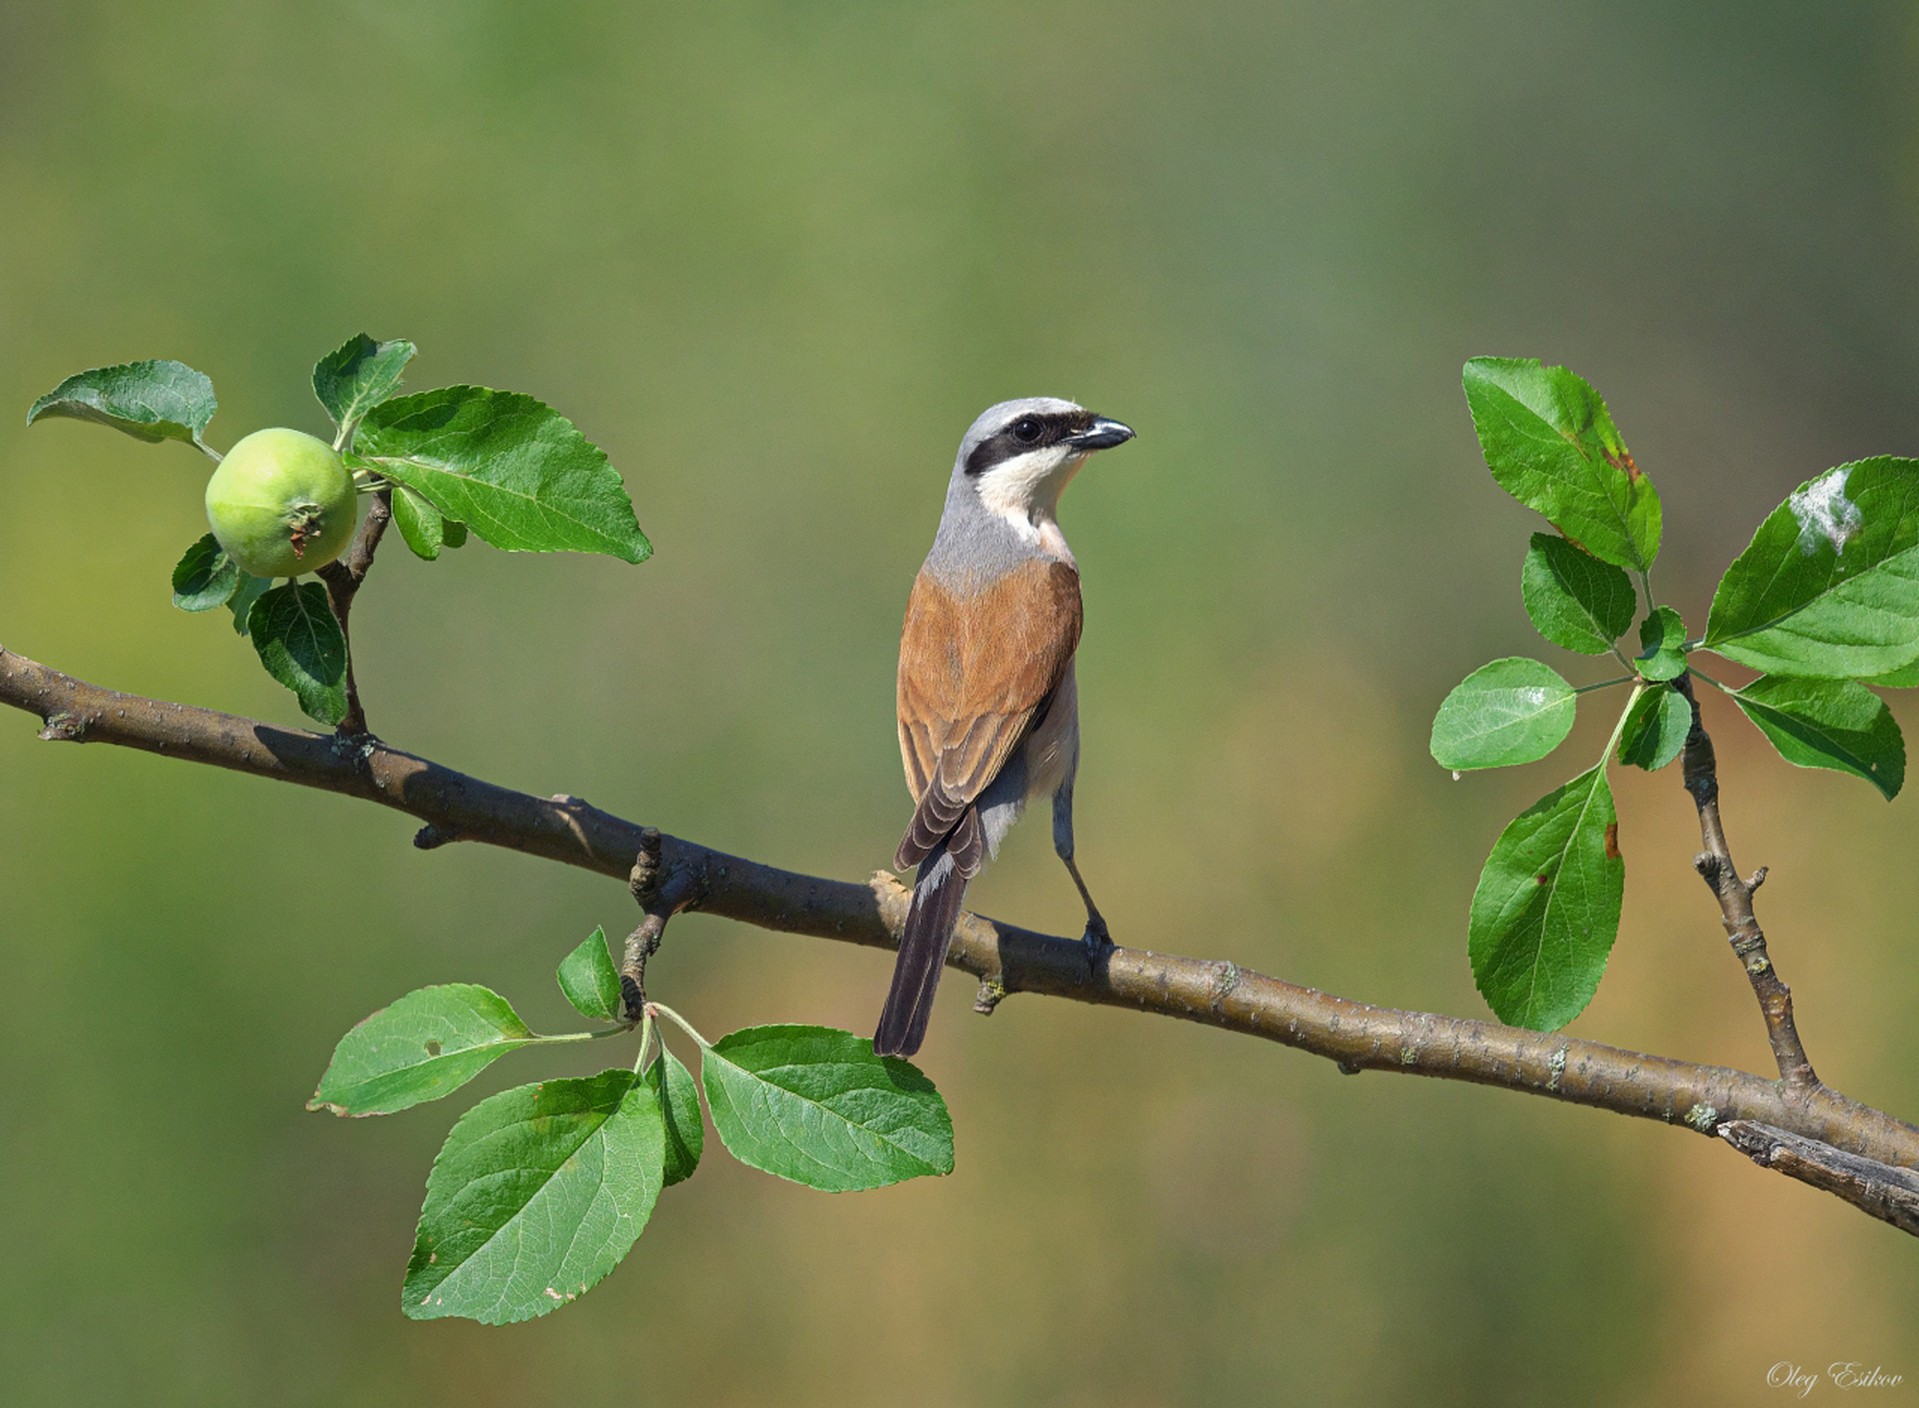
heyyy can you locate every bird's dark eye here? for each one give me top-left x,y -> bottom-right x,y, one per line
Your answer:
1012,417 -> 1043,444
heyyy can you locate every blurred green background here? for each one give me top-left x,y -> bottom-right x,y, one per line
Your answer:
4,1 -> 1918,1403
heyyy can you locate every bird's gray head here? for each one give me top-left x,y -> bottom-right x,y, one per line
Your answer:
949,397 -> 1135,526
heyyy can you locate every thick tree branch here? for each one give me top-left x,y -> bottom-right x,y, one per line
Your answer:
6,645 -> 1919,1222
1675,674 -> 1819,1090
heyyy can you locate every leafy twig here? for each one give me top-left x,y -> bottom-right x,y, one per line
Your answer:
621,826 -> 705,1021
315,488 -> 392,737
1674,672 -> 1819,1090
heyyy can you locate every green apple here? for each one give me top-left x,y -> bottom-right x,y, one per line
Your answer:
205,428 -> 358,579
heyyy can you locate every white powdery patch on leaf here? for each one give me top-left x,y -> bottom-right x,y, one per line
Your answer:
1790,466 -> 1863,557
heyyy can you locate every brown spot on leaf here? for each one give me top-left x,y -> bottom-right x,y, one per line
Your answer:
1604,822 -> 1621,859
1603,446 -> 1642,483
1536,873 -> 1550,885
424,1039 -> 442,1057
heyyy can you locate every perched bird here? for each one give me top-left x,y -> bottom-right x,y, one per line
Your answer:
875,397 -> 1136,1058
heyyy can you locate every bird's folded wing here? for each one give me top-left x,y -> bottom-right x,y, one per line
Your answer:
895,558 -> 1082,870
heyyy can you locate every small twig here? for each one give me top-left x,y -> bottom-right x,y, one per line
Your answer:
1718,1120 -> 1919,1236
412,822 -> 462,850
1675,673 -> 1819,1091
973,974 -> 1009,1015
316,490 -> 393,739
620,826 -> 704,1022
336,489 -> 392,586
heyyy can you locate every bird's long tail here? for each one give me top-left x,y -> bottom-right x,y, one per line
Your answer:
875,817 -> 978,1058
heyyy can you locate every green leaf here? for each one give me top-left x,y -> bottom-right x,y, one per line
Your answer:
700,1025 -> 953,1191
1429,657 -> 1577,770
248,581 -> 348,726
1468,765 -> 1623,1031
404,1070 -> 664,1324
309,983 -> 537,1117
441,517 -> 469,549
312,333 -> 416,434
227,572 -> 272,636
646,1045 -> 704,1187
1635,605 -> 1687,682
1733,677 -> 1906,800
1703,458 -> 1919,678
389,484 -> 447,561
1462,357 -> 1660,572
27,359 -> 216,448
1520,533 -> 1636,654
170,534 -> 240,611
556,926 -> 621,1022
357,387 -> 651,562
1616,685 -> 1691,772
1866,660 -> 1919,688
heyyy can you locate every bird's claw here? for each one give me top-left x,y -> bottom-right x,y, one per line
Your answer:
1081,914 -> 1113,967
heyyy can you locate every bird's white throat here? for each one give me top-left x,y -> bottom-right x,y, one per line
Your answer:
975,448 -> 1087,560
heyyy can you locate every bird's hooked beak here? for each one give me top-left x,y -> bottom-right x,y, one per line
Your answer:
1065,416 -> 1136,452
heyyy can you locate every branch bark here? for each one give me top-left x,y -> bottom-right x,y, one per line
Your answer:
5,645 -> 1919,1220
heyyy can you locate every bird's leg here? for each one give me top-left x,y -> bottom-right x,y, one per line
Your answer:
1052,777 -> 1111,963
